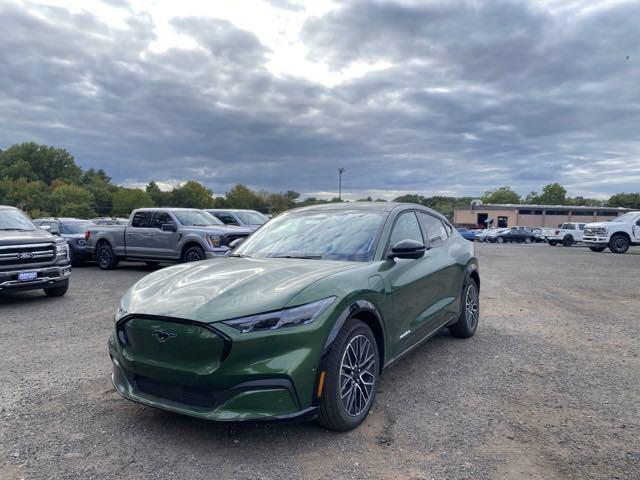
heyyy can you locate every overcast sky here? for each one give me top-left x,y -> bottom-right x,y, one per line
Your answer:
1,0 -> 638,200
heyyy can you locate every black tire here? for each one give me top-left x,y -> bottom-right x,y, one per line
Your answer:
496,237 -> 504,244
609,234 -> 630,254
524,237 -> 532,244
589,247 -> 606,252
182,245 -> 205,263
44,280 -> 69,297
562,236 -> 573,247
318,319 -> 379,431
548,240 -> 558,246
145,261 -> 160,268
96,243 -> 118,270
450,278 -> 480,339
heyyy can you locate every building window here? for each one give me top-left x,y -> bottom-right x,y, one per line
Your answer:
546,210 -> 569,215
572,211 -> 594,216
497,216 -> 508,227
600,211 -> 618,217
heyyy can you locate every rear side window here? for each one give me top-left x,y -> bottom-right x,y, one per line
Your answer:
389,212 -> 423,247
214,213 -> 240,225
418,212 -> 449,247
131,211 -> 152,228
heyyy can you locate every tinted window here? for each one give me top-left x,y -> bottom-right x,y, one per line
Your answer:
235,211 -> 268,225
60,221 -> 87,234
150,211 -> 174,229
214,212 -> 240,225
418,212 -> 448,247
389,212 -> 423,247
131,211 -> 152,228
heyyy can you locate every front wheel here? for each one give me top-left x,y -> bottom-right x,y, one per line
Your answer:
524,237 -> 532,244
562,236 -> 573,247
589,247 -> 606,252
548,240 -> 557,246
609,234 -> 630,254
496,237 -> 504,244
44,280 -> 69,297
318,319 -> 379,431
182,245 -> 205,263
450,278 -> 479,339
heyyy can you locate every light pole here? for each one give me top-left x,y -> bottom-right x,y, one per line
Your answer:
338,167 -> 345,201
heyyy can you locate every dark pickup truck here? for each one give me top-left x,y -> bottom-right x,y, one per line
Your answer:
0,205 -> 72,296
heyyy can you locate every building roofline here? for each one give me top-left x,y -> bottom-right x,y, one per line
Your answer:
455,203 -> 631,211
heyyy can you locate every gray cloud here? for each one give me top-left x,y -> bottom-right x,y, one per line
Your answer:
0,1 -> 638,200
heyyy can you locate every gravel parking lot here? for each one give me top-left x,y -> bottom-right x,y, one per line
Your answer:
1,243 -> 638,480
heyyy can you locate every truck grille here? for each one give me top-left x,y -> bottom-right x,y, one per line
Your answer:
224,233 -> 249,246
134,375 -> 221,408
0,243 -> 56,269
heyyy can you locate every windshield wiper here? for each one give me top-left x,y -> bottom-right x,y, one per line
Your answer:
271,255 -> 322,260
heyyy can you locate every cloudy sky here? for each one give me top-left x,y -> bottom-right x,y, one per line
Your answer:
1,0 -> 638,200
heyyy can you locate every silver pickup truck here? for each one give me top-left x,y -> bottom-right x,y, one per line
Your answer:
84,208 -> 252,269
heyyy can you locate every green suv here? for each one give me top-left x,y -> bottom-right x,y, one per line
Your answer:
109,202 -> 479,430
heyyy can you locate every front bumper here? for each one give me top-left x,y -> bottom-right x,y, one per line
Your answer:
0,264 -> 72,292
108,312 -> 331,422
583,235 -> 608,246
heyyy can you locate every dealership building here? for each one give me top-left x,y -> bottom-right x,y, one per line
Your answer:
453,203 -> 631,228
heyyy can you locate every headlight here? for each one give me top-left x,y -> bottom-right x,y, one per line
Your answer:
208,235 -> 222,247
596,227 -> 607,235
56,242 -> 69,260
222,297 -> 336,333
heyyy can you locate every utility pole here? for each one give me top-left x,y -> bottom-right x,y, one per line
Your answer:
338,167 -> 345,201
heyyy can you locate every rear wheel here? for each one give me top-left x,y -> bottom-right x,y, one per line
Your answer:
318,319 -> 379,431
44,280 -> 69,297
524,237 -> 532,244
182,245 -> 205,263
548,240 -> 557,246
96,243 -> 118,270
450,278 -> 479,339
589,247 -> 606,252
609,234 -> 630,254
496,237 -> 504,244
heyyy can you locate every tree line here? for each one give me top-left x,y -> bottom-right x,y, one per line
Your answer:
1,142 -> 639,220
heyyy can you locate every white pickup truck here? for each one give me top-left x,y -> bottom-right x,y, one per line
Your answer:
542,222 -> 586,246
583,211 -> 640,253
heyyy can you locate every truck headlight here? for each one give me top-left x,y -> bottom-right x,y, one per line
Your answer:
222,297 -> 336,333
56,242 -> 69,260
208,235 -> 222,247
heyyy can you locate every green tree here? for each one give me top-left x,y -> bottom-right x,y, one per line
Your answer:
81,168 -> 115,215
111,188 -> 155,217
225,184 -> 267,211
538,183 -> 567,205
0,177 -> 49,215
0,142 -> 82,185
169,181 -> 215,208
51,184 -> 95,217
608,192 -> 640,209
146,181 -> 171,206
525,191 -> 540,204
481,187 -> 521,204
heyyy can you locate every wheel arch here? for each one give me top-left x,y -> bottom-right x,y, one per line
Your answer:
611,231 -> 631,241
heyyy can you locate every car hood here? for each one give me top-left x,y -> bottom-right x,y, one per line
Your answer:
0,228 -> 55,246
585,222 -> 614,229
123,257 -> 359,323
183,225 -> 253,236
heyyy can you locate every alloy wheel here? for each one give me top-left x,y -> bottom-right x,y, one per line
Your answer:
465,283 -> 479,329
185,250 -> 203,262
339,335 -> 376,417
98,248 -> 111,268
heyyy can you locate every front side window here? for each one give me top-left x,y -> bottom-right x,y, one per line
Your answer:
131,211 -> 152,228
389,212 -> 423,247
214,212 -> 240,225
150,211 -> 174,229
235,211 -> 268,226
236,210 -> 385,262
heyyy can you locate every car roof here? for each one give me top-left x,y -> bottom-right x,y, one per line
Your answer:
288,202 -> 448,220
0,205 -> 19,210
207,209 -> 259,213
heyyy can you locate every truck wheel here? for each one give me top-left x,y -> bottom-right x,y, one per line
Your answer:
183,245 -> 205,262
97,244 -> 118,270
548,240 -> 557,246
608,234 -> 630,254
44,280 -> 69,297
589,247 -> 606,252
562,236 -> 573,247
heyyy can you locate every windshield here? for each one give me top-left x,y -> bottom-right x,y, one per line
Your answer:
60,221 -> 88,234
236,210 -> 385,262
610,212 -> 640,223
173,210 -> 223,227
235,210 -> 268,225
0,209 -> 36,231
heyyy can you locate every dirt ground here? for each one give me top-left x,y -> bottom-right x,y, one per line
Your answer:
1,243 -> 639,479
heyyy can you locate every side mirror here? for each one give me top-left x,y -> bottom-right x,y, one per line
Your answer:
39,225 -> 51,232
388,239 -> 426,260
161,223 -> 177,232
229,237 -> 246,248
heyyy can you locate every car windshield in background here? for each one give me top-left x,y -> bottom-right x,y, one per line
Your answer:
610,212 -> 638,223
173,210 -> 223,227
236,211 -> 268,225
236,210 -> 384,262
0,209 -> 36,231
60,222 -> 88,234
